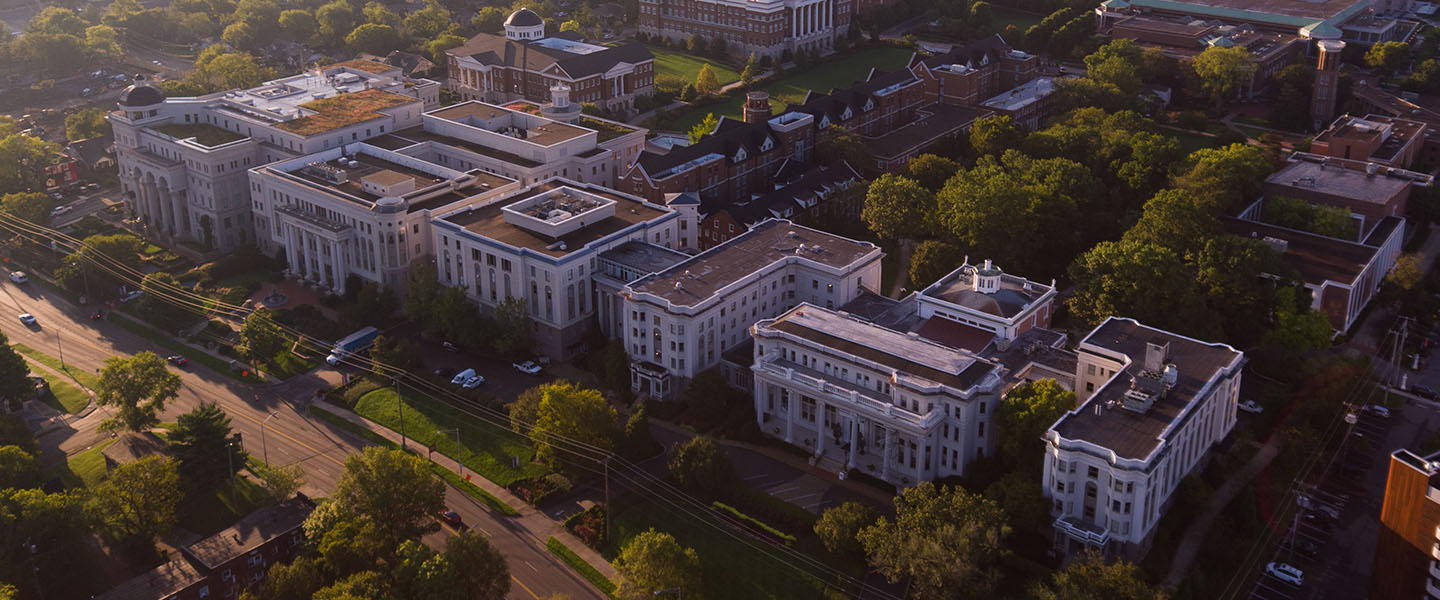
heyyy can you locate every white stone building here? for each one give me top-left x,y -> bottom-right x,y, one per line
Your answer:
109,60 -> 439,253
750,304 -> 1006,484
618,219 -> 883,399
431,180 -> 681,359
1042,317 -> 1245,559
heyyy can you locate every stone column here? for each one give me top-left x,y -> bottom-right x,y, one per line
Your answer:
814,399 -> 826,455
785,388 -> 796,443
847,417 -> 857,468
881,428 -> 893,480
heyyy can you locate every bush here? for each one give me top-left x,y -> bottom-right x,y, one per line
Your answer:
722,485 -> 817,537
325,377 -> 384,409
713,501 -> 796,546
508,475 -> 562,505
564,504 -> 608,549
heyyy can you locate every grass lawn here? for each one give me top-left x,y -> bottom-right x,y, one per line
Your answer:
548,537 -> 616,597
652,47 -> 741,92
50,439 -> 115,489
259,340 -> 321,380
668,46 -> 914,132
353,388 -> 550,487
606,495 -> 860,599
35,370 -> 90,413
15,344 -> 100,390
1234,124 -> 1267,140
991,6 -> 1045,33
178,475 -> 271,536
1166,130 -> 1224,157
108,313 -> 263,383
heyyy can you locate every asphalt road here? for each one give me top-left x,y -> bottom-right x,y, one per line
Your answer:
3,280 -> 603,600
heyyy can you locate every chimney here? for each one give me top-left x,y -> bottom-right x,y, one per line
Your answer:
743,91 -> 772,124
1144,341 -> 1169,373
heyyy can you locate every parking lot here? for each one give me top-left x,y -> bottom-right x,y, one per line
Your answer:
1242,399 -> 1429,600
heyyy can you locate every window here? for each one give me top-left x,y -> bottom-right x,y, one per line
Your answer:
1087,466 -> 1099,479
1087,364 -> 1096,375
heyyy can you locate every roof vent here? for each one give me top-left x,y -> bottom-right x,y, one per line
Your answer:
1366,162 -> 1380,176
674,281 -> 684,291
796,243 -> 806,254
787,230 -> 798,238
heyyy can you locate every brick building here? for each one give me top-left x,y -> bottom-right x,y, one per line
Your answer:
1370,448 -> 1440,600
638,0 -> 854,59
1262,152 -> 1432,243
1311,114 -> 1427,169
446,10 -> 655,116
1099,15 -> 1302,99
96,497 -> 316,600
698,159 -> 863,248
906,36 -> 1040,108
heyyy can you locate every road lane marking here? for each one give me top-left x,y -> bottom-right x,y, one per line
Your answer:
511,574 -> 541,599
525,560 -> 538,572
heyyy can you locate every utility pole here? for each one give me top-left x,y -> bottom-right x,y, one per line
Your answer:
440,428 -> 461,477
55,325 -> 63,369
603,453 -> 613,544
261,410 -> 279,466
228,433 -> 241,507
395,378 -> 407,450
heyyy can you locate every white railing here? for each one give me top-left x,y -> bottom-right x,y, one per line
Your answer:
756,358 -> 941,429
1054,517 -> 1109,546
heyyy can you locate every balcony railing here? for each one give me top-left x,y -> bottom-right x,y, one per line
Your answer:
1054,516 -> 1109,547
755,357 -> 943,429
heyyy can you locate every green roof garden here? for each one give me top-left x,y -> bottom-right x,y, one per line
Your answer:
579,117 -> 636,143
150,123 -> 246,147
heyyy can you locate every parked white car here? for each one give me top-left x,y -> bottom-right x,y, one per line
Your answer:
1265,562 -> 1303,586
8,271 -> 26,284
18,313 -> 36,326
462,375 -> 485,389
1363,404 -> 1391,418
450,368 -> 476,386
1238,400 -> 1264,414
513,361 -> 542,375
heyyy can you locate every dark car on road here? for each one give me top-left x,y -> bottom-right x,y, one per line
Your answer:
438,509 -> 463,527
1412,385 -> 1437,400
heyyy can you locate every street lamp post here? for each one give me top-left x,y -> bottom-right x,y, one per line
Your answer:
440,427 -> 461,477
261,411 -> 280,466
227,434 -> 241,507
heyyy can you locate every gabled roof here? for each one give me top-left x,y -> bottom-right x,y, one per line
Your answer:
636,117 -> 777,179
451,34 -> 651,79
702,161 -> 862,227
66,135 -> 113,167
910,34 -> 1014,71
553,42 -> 652,79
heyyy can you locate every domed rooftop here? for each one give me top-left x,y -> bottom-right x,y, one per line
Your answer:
372,196 -> 408,214
506,8 -> 543,27
119,78 -> 166,108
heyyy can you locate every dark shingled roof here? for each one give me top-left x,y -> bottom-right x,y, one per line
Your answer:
910,34 -> 1014,70
451,33 -> 652,79
184,498 -> 314,570
637,116 -> 778,179
701,161 -> 862,226
1220,217 -> 1377,286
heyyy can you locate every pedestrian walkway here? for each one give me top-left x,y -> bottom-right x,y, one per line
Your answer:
1163,437 -> 1283,589
321,404 -> 621,583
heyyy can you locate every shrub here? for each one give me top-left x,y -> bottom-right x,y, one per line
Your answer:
713,501 -> 796,546
564,505 -> 608,549
508,475 -> 562,505
723,486 -> 817,536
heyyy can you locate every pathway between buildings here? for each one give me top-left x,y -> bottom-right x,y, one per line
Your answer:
1162,436 -> 1283,589
886,239 -> 914,298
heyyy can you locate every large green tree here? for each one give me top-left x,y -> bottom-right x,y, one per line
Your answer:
169,402 -> 247,487
441,530 -> 511,599
96,351 -> 183,433
346,23 -> 402,56
908,240 -> 963,291
0,191 -> 49,225
0,445 -> 39,489
904,154 -> 963,192
1191,46 -> 1256,110
531,381 -> 616,471
1120,189 -> 1220,260
278,9 -> 318,41
0,333 -> 31,411
862,174 -> 934,240
240,308 -> 289,363
64,108 -> 108,142
1365,41 -> 1411,77
858,482 -> 1010,598
402,0 -> 451,38
969,114 -> 1025,157
1030,552 -> 1167,600
0,487 -> 88,597
333,447 -> 446,551
1174,143 -> 1272,216
89,456 -> 183,543
995,379 -> 1075,470
667,435 -> 735,496
612,529 -> 702,600
1066,240 -> 1214,338
814,501 -> 878,555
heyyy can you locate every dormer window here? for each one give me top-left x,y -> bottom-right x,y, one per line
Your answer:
734,147 -> 747,162
760,137 -> 773,152
841,107 -> 852,120
864,99 -> 874,111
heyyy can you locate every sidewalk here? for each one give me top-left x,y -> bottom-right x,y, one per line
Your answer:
321,404 -> 621,583
1162,436 -> 1283,589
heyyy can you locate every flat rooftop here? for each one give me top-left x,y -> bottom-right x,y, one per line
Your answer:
1267,155 -> 1417,203
392,126 -> 544,168
149,123 -> 246,147
427,101 -> 591,146
1112,0 -> 1370,25
1316,114 -> 1427,163
1221,217 -> 1377,286
765,304 -> 996,392
1052,318 -> 1243,461
441,181 -> 668,258
289,153 -> 442,202
629,220 -> 880,307
599,240 -> 689,276
275,89 -> 416,136
867,103 -> 987,159
981,77 -> 1056,112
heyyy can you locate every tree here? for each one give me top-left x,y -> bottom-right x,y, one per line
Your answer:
96,351 -> 183,433
0,488 -> 88,595
316,0 -> 356,42
194,52 -> 273,90
404,0 -> 450,38
1365,41 -> 1411,77
1083,38 -> 1145,94
253,461 -> 305,503
0,191 -> 49,224
983,472 -> 1051,534
995,379 -> 1074,470
858,482 -> 1010,598
471,7 -> 506,32
169,402 -> 247,487
444,530 -> 511,599
679,82 -> 698,102
612,529 -> 702,600
620,402 -> 658,459
1175,143 -> 1272,214
0,133 -> 60,192
741,53 -> 759,85
686,33 -> 703,53
314,570 -> 390,600
814,501 -> 878,555
279,9 -> 318,41
1191,46 -> 1256,110
492,296 -> 532,356
346,23 -> 401,55
16,33 -> 88,75
240,308 -> 289,363
27,6 -> 87,36
84,24 -> 121,58
695,63 -> 720,95
1031,552 -> 1166,600
531,381 -> 617,471
334,447 -> 446,551
370,335 -> 420,375
667,435 -> 734,496
1262,286 -> 1333,355
508,383 -> 544,435
862,174 -> 933,240
1388,252 -> 1425,291
362,1 -> 400,27
427,33 -> 466,63
0,335 -> 30,413
89,456 -> 183,543
970,114 -> 1025,157
1268,64 -> 1314,130
341,281 -> 397,328
0,415 -> 37,456
687,112 -> 718,144
1066,241 -> 1213,337
816,126 -> 874,172
138,272 -> 197,328
402,262 -> 442,325
1261,196 -> 1353,239
908,240 -> 963,290
680,369 -> 729,427
1121,189 -> 1220,260
0,445 -> 39,490
64,107 -> 108,142
54,233 -> 141,298
904,154 -> 962,192
560,19 -> 581,32
248,557 -> 326,600
223,21 -> 260,50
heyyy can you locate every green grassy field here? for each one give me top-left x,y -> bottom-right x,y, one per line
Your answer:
991,6 -> 1045,33
15,344 -> 100,390
668,46 -> 915,132
51,439 -> 115,489
1166,130 -> 1224,157
653,47 -> 741,93
353,388 -> 549,487
547,537 -> 617,597
178,475 -> 271,535
35,370 -> 90,413
259,340 -> 321,380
